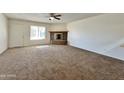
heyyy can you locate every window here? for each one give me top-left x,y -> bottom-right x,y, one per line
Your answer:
30,26 -> 46,40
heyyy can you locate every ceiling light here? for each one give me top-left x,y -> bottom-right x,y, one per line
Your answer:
49,17 -> 54,20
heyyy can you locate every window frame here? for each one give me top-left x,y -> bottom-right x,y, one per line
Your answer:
30,25 -> 46,40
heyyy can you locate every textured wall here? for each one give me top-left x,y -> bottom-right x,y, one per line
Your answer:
8,19 -> 50,48
67,14 -> 124,60
9,19 -> 67,48
0,14 -> 8,54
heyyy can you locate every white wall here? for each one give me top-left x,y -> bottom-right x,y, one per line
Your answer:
8,19 -> 67,48
8,19 -> 50,48
0,14 -> 8,54
67,14 -> 124,60
48,23 -> 67,31
104,46 -> 124,60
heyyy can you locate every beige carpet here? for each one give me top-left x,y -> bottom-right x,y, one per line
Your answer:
0,45 -> 124,80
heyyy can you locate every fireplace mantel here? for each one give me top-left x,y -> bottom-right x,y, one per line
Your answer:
49,31 -> 68,33
49,31 -> 68,45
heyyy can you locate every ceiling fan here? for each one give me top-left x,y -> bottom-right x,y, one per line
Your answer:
49,13 -> 62,20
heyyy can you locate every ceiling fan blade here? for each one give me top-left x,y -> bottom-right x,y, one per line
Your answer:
55,14 -> 61,17
54,17 -> 61,20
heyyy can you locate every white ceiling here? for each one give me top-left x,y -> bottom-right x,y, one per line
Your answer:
4,13 -> 101,24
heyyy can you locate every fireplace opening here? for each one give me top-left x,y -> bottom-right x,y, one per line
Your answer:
56,34 -> 61,40
54,33 -> 63,40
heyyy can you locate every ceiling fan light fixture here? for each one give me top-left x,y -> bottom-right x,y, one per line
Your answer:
49,13 -> 62,21
49,17 -> 54,20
